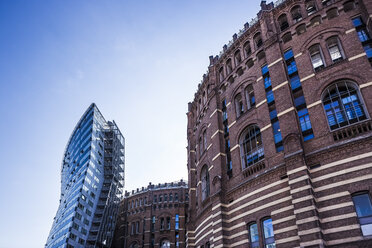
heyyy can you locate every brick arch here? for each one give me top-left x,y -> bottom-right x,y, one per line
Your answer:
299,27 -> 346,53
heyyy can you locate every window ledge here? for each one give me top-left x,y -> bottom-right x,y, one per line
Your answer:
242,160 -> 266,178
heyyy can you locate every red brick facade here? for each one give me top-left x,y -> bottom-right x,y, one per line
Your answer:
112,181 -> 188,248
186,0 -> 372,248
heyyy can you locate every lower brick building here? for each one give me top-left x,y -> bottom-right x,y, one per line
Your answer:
112,180 -> 188,248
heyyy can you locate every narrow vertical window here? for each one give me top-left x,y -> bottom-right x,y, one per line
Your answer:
160,218 -> 164,230
203,130 -> 207,152
166,217 -> 171,230
244,41 -> 252,57
245,85 -> 255,109
278,14 -> 289,31
262,218 -> 275,247
219,67 -> 224,82
326,36 -> 344,62
226,59 -> 233,74
201,165 -> 210,201
235,93 -> 244,117
254,33 -> 263,49
352,193 -> 372,236
305,0 -> 317,15
309,44 -> 325,71
291,5 -> 303,23
249,223 -> 259,248
234,50 -> 242,65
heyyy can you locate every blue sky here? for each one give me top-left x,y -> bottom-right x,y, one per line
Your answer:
0,1 -> 260,247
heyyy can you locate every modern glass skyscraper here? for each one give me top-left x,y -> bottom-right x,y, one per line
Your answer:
46,103 -> 125,248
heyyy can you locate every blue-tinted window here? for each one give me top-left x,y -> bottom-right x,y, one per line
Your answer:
290,75 -> 301,90
284,49 -> 294,60
358,29 -> 370,42
352,193 -> 372,236
303,134 -> 314,141
364,44 -> 372,58
287,60 -> 298,75
266,90 -> 275,104
352,17 -> 363,27
294,95 -> 306,108
298,108 -> 312,131
249,223 -> 259,248
261,65 -> 269,75
264,76 -> 272,89
269,109 -> 277,120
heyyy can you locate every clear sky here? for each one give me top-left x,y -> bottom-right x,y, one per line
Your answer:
0,1 -> 261,247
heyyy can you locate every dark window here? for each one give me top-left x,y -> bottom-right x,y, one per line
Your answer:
235,93 -> 244,117
296,24 -> 306,35
254,33 -> 263,49
352,193 -> 372,236
343,1 -> 355,12
226,59 -> 233,74
291,5 -> 303,23
282,32 -> 292,43
306,0 -> 317,15
246,85 -> 255,109
240,126 -> 264,169
235,50 -> 242,65
201,165 -> 210,201
278,14 -> 289,31
310,15 -> 322,27
322,81 -> 367,130
244,41 -> 252,57
326,8 -> 339,20
257,50 -> 266,61
246,58 -> 254,69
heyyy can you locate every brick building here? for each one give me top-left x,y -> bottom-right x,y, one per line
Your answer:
112,180 -> 188,248
186,0 -> 372,247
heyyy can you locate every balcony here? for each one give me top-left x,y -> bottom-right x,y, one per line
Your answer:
332,120 -> 372,142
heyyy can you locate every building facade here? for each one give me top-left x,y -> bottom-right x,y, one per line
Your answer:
112,181 -> 188,248
46,103 -> 125,248
186,0 -> 372,247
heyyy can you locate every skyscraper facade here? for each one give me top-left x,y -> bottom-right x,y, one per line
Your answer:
46,103 -> 125,248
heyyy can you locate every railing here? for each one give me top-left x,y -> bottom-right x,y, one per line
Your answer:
333,120 -> 372,141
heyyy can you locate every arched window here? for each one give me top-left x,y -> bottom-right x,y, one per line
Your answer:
199,136 -> 203,157
248,222 -> 259,248
309,44 -> 325,71
244,41 -> 252,57
343,0 -> 355,12
129,242 -> 139,248
257,50 -> 266,61
219,67 -> 224,82
254,33 -> 263,49
160,239 -> 171,248
282,32 -> 292,43
203,130 -> 207,152
240,126 -> 264,169
305,0 -> 317,15
235,93 -> 244,117
226,59 -> 233,74
234,50 -> 242,65
291,5 -> 303,23
201,165 -> 210,201
262,218 -> 276,247
296,24 -> 306,35
160,217 -> 165,230
246,58 -> 254,69
322,81 -> 367,130
327,8 -> 338,20
278,14 -> 289,31
310,15 -> 322,27
326,36 -> 344,62
245,85 -> 256,109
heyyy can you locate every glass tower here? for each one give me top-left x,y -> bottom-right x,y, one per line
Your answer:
46,103 -> 125,248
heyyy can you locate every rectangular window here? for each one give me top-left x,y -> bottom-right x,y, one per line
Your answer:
249,223 -> 259,248
352,193 -> 372,236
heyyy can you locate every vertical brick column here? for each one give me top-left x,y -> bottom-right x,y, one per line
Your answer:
286,152 -> 325,248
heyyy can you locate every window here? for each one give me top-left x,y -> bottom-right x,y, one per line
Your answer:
201,165 -> 210,201
352,17 -> 372,64
254,33 -> 263,49
326,36 -> 344,62
262,218 -> 276,248
244,41 -> 252,57
131,222 -> 135,235
291,5 -> 303,23
203,130 -> 207,152
234,50 -> 242,65
245,85 -> 256,109
175,214 -> 180,230
160,218 -> 165,230
322,81 -> 367,130
166,217 -> 171,230
226,59 -> 233,74
235,93 -> 244,117
240,126 -> 264,169
352,193 -> 372,236
282,32 -> 292,43
151,216 -> 155,232
278,14 -> 289,31
246,58 -> 254,69
160,239 -> 171,248
305,0 -> 317,15
136,221 -> 139,233
248,223 -> 259,248
309,44 -> 325,71
257,50 -> 266,61
326,8 -> 338,20
199,137 -> 203,157
310,15 -> 322,27
219,67 -> 224,82
164,194 -> 168,202
296,24 -> 306,35
175,193 -> 178,201
159,195 -> 163,202
153,195 -> 157,203
169,193 -> 173,202
343,1 -> 355,12
237,67 -> 244,76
